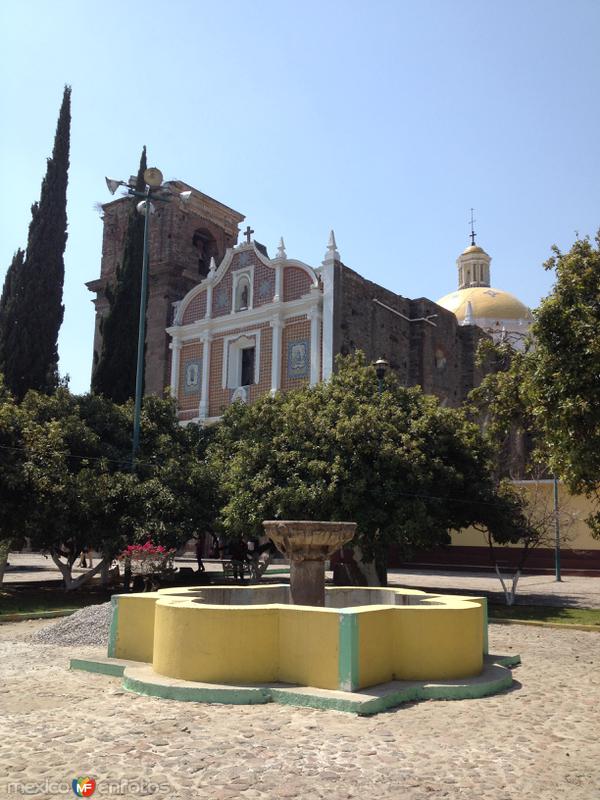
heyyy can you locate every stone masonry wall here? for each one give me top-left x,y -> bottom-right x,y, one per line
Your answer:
334,264 -> 488,406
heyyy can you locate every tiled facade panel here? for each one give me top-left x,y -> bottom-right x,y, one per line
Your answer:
212,272 -> 233,317
208,338 -> 225,418
281,316 -> 311,392
253,261 -> 276,307
181,290 -> 207,325
283,266 -> 312,302
178,340 -> 203,413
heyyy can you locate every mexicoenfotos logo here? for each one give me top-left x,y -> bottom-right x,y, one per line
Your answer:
72,776 -> 96,797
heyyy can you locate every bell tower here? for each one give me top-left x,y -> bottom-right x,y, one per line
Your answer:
87,181 -> 245,395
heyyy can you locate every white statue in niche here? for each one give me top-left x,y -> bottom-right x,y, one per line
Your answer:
236,275 -> 251,311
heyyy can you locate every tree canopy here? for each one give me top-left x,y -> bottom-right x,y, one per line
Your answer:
529,234 -> 600,502
0,385 -> 216,589
211,353 -> 528,576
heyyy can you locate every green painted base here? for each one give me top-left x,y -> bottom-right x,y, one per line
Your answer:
70,654 -> 520,716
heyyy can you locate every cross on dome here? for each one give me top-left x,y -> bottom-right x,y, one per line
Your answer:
469,208 -> 477,247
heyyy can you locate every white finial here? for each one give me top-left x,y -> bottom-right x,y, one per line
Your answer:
208,256 -> 217,275
277,237 -> 287,259
463,300 -> 474,326
323,229 -> 340,262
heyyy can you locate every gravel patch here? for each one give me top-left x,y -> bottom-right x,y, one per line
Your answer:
29,601 -> 112,647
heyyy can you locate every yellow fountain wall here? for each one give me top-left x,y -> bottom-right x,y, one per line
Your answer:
109,586 -> 486,690
278,606 -> 340,689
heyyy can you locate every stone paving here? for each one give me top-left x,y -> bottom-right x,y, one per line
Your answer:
0,619 -> 598,799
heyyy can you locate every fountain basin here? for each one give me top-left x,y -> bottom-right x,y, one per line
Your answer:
107,585 -> 487,691
263,520 -> 357,606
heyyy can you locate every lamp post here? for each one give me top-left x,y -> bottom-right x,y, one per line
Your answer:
553,475 -> 562,582
374,358 -> 389,395
105,168 -> 192,469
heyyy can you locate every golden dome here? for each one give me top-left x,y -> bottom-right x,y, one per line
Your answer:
436,286 -> 533,323
461,244 -> 486,255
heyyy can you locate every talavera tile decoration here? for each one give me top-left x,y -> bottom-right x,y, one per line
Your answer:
287,339 -> 309,379
183,359 -> 202,394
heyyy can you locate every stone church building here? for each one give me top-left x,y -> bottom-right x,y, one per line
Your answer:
86,180 -> 600,577
88,180 -> 507,422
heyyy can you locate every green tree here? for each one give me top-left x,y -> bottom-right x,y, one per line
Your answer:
92,147 -> 147,403
467,338 -> 538,480
0,376 -> 29,585
528,232 -> 600,533
211,353 -> 527,584
0,86 -> 71,400
8,387 -> 216,590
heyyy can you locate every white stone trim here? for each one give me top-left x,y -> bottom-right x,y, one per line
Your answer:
169,338 -> 182,399
320,261 -> 335,380
270,316 -> 284,395
221,329 -> 262,390
232,265 -> 255,313
199,334 -> 212,420
273,262 -> 282,303
205,283 -> 213,319
309,308 -> 322,386
167,292 -> 322,343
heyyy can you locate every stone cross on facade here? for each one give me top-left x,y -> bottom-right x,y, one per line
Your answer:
244,225 -> 254,244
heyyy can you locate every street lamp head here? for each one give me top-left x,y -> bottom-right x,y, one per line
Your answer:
143,167 -> 164,187
374,357 -> 389,381
136,200 -> 155,217
105,177 -> 122,195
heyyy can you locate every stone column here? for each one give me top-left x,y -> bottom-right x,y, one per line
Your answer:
169,338 -> 182,399
199,334 -> 212,419
273,262 -> 282,303
309,308 -> 321,386
270,317 -> 284,396
289,559 -> 327,606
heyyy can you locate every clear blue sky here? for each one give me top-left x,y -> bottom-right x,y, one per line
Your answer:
1,0 -> 599,393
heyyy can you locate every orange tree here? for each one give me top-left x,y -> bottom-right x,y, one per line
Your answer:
210,353 -> 527,584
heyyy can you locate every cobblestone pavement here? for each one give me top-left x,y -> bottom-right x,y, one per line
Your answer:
0,619 -> 598,799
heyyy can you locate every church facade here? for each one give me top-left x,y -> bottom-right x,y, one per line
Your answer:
88,181 -> 490,422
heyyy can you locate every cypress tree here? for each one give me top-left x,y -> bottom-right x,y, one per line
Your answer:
0,85 -> 71,400
92,147 -> 147,403
0,249 -> 24,390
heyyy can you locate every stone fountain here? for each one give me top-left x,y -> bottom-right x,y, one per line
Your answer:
262,520 -> 356,606
70,519 -> 520,715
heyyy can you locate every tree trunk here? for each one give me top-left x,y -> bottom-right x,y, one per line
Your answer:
352,546 -> 382,586
0,539 -> 11,587
123,559 -> 132,593
50,551 -> 109,591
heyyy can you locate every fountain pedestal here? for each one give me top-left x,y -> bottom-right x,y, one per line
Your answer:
263,520 -> 356,606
